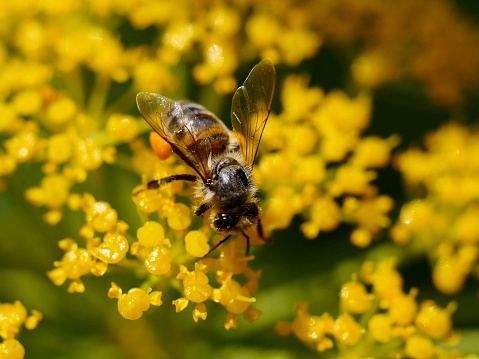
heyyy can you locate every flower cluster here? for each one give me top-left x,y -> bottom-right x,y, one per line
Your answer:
47,193 -> 129,293
331,0 -> 479,105
104,220 -> 262,328
129,158 -> 262,327
391,122 -> 479,295
276,259 -> 458,359
0,0 -> 325,190
129,137 -> 263,326
257,75 -> 398,247
0,301 -> 42,359
0,0 -> 303,331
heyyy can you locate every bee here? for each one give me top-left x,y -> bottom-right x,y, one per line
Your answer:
136,59 -> 276,255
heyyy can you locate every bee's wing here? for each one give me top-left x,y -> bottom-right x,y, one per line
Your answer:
231,59 -> 276,167
136,92 -> 211,182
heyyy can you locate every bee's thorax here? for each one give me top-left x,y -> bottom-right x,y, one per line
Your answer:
211,157 -> 252,209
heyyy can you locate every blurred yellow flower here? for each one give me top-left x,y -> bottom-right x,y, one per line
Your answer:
392,123 -> 479,295
259,78 -> 395,246
0,301 -> 42,358
277,259 -> 457,357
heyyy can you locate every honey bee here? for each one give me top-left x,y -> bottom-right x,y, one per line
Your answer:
136,59 -> 276,255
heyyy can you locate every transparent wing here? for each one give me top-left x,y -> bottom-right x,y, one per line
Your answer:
231,59 -> 276,166
136,92 -> 212,182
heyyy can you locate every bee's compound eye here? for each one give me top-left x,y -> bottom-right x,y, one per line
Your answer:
213,213 -> 237,232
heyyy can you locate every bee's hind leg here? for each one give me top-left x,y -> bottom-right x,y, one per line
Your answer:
257,219 -> 264,239
243,231 -> 250,255
257,219 -> 271,243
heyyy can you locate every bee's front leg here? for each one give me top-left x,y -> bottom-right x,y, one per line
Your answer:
146,174 -> 197,189
206,234 -> 232,256
194,202 -> 211,217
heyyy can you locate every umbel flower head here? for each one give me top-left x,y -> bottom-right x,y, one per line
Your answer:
276,259 -> 458,359
1,0 -> 479,358
392,122 -> 479,295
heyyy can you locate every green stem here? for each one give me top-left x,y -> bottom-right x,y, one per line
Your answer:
65,68 -> 86,108
87,73 -> 111,123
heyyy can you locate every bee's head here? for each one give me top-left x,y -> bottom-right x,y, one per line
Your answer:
213,203 -> 260,233
213,213 -> 238,232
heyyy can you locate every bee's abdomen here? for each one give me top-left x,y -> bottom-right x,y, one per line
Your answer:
168,101 -> 231,155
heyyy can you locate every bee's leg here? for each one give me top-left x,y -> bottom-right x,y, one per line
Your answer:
243,231 -> 250,255
257,219 -> 264,239
194,202 -> 211,217
146,174 -> 197,189
206,234 -> 232,256
257,219 -> 271,243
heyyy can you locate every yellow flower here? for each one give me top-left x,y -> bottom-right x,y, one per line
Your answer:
184,230 -> 210,257
333,313 -> 364,346
25,173 -> 70,225
108,283 -> 162,320
84,201 -> 118,233
276,303 -> 334,352
47,241 -> 92,293
0,301 -> 42,358
0,338 -> 25,359
136,221 -> 166,248
339,276 -> 372,314
389,290 -> 418,326
212,277 -> 255,314
368,314 -> 393,343
106,114 -> 140,143
414,300 -> 455,340
93,232 -> 129,264
404,334 -> 436,359
177,263 -> 212,303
